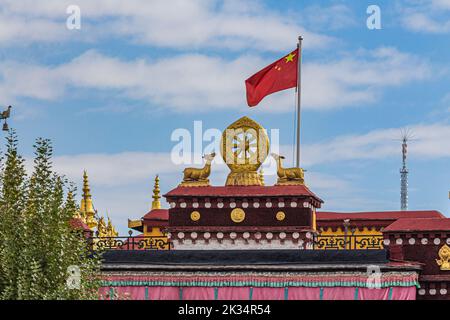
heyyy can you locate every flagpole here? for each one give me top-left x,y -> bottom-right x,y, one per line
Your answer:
296,36 -> 303,168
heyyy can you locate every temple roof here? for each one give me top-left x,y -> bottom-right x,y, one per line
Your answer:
383,218 -> 450,232
143,209 -> 169,221
317,210 -> 445,221
164,185 -> 323,202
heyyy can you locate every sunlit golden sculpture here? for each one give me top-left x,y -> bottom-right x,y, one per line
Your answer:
106,216 -> 119,237
436,244 -> 450,271
180,152 -> 216,187
79,170 -> 98,229
97,216 -> 108,237
271,153 -> 305,185
221,116 -> 269,186
151,175 -> 161,209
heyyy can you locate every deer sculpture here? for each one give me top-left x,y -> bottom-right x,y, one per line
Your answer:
182,152 -> 216,184
271,153 -> 304,184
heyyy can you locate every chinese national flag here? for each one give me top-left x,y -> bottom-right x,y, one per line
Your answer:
245,48 -> 298,107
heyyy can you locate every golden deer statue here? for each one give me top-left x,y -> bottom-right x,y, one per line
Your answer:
271,153 -> 304,185
180,152 -> 216,186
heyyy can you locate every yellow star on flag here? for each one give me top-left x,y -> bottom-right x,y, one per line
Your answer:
285,53 -> 296,63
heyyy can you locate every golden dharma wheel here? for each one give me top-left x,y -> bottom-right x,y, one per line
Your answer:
221,116 -> 269,186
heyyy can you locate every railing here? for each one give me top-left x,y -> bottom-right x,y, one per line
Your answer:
314,234 -> 384,250
90,236 -> 171,250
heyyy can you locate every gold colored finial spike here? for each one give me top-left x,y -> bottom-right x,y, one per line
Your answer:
83,170 -> 91,198
80,170 -> 97,230
151,175 -> 161,210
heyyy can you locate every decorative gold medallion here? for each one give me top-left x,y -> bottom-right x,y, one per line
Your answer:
230,208 -> 245,223
190,211 -> 201,221
436,244 -> 450,271
276,211 -> 286,221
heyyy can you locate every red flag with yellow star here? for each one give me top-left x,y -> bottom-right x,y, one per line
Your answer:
245,48 -> 298,107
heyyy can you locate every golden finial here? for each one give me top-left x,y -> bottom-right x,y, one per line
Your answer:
80,170 -> 98,230
151,175 -> 161,210
259,168 -> 265,186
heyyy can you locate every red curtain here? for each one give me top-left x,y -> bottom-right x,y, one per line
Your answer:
288,287 -> 321,300
148,286 -> 179,300
322,287 -> 356,300
358,287 -> 390,300
182,287 -> 216,300
390,287 -> 416,300
252,287 -> 285,300
217,287 -> 250,300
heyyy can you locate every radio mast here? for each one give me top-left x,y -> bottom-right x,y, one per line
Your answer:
400,131 -> 411,211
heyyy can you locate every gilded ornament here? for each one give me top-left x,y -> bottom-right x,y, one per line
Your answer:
436,244 -> 450,271
230,208 -> 246,223
221,116 -> 269,186
276,211 -> 286,221
271,153 -> 305,185
190,211 -> 201,221
80,170 -> 98,230
180,152 -> 216,187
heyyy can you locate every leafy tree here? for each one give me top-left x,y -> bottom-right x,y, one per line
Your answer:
0,131 -> 102,299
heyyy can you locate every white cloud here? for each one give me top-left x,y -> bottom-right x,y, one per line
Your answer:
0,47 -> 431,112
298,4 -> 357,30
0,0 -> 333,51
302,123 -> 450,166
432,0 -> 450,9
401,0 -> 450,33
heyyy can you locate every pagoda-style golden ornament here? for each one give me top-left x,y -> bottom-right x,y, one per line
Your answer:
80,170 -> 98,230
436,244 -> 450,271
180,152 -> 216,187
151,175 -> 161,209
271,153 -> 305,185
221,116 -> 269,186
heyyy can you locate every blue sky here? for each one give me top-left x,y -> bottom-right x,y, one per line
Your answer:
0,0 -> 449,233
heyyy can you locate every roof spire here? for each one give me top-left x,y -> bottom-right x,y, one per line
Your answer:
80,170 -> 98,230
151,175 -> 161,210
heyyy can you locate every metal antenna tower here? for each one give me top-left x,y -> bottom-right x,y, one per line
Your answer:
399,129 -> 413,211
